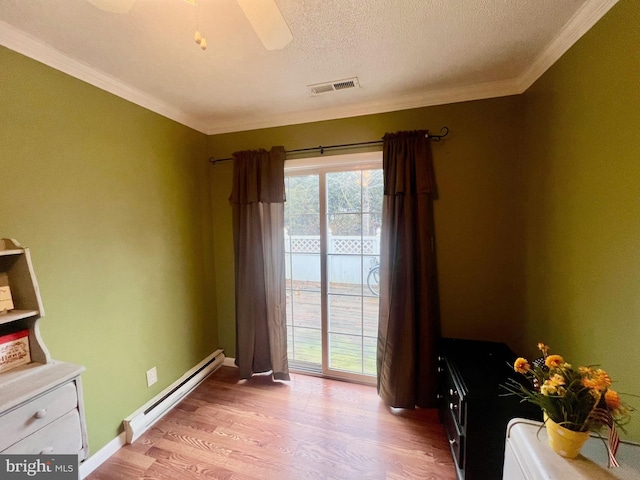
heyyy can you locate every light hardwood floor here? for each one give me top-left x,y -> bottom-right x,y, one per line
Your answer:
87,366 -> 456,479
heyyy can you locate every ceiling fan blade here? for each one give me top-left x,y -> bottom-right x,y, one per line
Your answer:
236,0 -> 293,50
86,0 -> 136,14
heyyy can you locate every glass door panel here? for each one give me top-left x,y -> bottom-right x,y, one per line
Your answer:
326,169 -> 381,379
285,175 -> 322,371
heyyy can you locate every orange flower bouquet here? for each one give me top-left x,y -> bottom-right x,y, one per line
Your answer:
504,343 -> 633,464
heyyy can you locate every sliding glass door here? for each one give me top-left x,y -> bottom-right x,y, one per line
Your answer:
284,153 -> 382,383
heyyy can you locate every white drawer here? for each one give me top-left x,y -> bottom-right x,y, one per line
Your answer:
3,409 -> 83,455
0,382 -> 77,451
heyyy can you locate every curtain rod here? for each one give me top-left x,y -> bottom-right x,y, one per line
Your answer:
208,127 -> 449,165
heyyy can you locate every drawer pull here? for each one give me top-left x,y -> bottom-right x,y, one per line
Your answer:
40,447 -> 54,454
449,438 -> 456,446
34,409 -> 47,419
449,402 -> 457,411
449,388 -> 454,396
437,367 -> 443,373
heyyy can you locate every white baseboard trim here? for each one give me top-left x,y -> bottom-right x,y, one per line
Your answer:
223,356 -> 237,367
123,349 -> 225,444
79,349 -> 225,478
79,432 -> 126,479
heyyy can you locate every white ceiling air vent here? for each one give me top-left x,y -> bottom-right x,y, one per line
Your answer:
308,77 -> 360,96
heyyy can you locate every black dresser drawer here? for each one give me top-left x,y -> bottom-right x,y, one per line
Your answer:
441,357 -> 465,429
442,402 -> 464,468
437,338 -> 542,480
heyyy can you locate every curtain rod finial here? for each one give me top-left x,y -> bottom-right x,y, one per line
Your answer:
426,126 -> 449,141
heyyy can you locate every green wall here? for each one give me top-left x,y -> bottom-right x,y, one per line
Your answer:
520,0 -> 640,441
1,47 -> 217,452
208,96 -> 527,358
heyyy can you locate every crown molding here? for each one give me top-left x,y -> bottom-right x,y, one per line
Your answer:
515,0 -> 619,93
0,20 -> 209,133
205,78 -> 522,135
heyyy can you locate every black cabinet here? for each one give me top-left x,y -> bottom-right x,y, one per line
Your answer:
437,338 -> 541,480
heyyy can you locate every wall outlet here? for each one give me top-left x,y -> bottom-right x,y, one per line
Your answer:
146,367 -> 157,387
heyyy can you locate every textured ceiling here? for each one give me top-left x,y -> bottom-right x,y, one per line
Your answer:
0,0 -> 617,134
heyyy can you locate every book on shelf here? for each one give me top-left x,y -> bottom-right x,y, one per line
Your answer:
0,329 -> 31,373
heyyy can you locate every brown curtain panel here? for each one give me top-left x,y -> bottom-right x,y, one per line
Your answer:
377,130 -> 440,408
229,147 -> 290,381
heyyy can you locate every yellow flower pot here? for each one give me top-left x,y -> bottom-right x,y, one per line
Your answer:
544,413 -> 590,459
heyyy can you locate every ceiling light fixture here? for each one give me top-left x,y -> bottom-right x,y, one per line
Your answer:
190,0 -> 207,50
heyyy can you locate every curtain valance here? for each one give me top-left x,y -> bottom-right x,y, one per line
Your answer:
382,131 -> 436,196
229,147 -> 286,204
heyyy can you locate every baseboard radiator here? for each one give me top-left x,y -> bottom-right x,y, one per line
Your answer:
123,349 -> 225,444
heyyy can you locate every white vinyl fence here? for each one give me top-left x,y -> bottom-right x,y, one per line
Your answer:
285,232 -> 380,284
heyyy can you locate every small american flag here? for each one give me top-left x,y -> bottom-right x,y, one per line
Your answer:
589,407 -> 620,468
608,423 -> 620,468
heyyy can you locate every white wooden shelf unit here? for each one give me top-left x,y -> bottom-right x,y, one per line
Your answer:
0,238 -> 88,460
